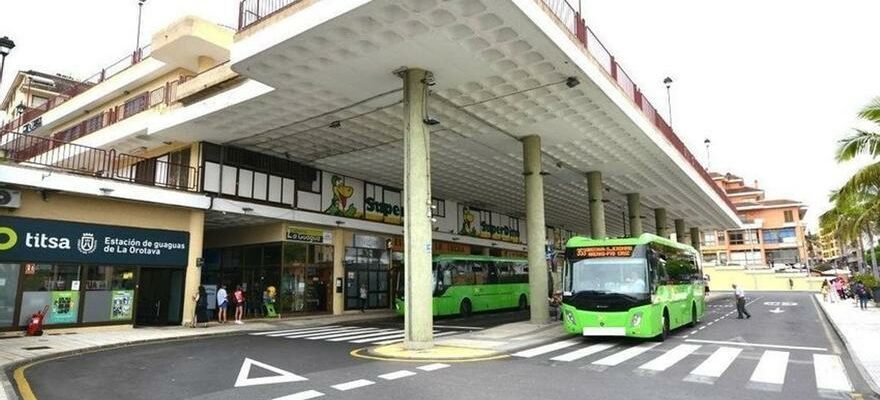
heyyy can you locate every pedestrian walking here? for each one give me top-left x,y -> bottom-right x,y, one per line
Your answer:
193,285 -> 209,328
854,281 -> 872,310
549,291 -> 563,321
788,278 -> 794,290
820,280 -> 830,302
359,284 -> 368,313
732,284 -> 751,319
216,284 -> 228,324
833,278 -> 846,300
233,285 -> 245,324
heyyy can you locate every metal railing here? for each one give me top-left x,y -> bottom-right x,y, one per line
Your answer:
238,0 -> 303,30
2,45 -> 153,133
0,131 -> 198,192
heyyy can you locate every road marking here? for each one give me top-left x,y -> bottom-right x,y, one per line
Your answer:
684,339 -> 827,352
749,350 -> 789,385
235,358 -> 308,387
639,344 -> 701,371
258,326 -> 342,337
417,363 -> 451,371
325,329 -> 399,342
592,343 -> 660,366
690,330 -> 698,335
550,343 -> 615,362
378,370 -> 417,380
283,327 -> 363,339
373,330 -> 459,345
813,354 -> 853,392
350,331 -> 422,344
688,346 -> 742,379
433,325 -> 484,330
305,328 -> 382,340
331,379 -> 375,391
512,339 -> 581,358
272,390 -> 324,400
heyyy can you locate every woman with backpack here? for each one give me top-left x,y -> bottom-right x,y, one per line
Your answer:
854,281 -> 872,310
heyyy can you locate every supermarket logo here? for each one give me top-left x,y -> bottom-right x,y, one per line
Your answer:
0,226 -> 17,251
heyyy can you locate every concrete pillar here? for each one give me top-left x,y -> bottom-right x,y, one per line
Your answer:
332,228 -> 345,315
690,227 -> 701,250
627,193 -> 642,237
182,209 -> 205,326
654,208 -> 669,238
523,135 -> 549,324
674,219 -> 687,244
587,171 -> 606,239
402,68 -> 434,350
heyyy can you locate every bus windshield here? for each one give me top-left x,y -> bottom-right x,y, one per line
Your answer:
570,257 -> 648,294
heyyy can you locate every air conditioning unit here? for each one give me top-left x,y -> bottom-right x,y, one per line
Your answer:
0,189 -> 21,208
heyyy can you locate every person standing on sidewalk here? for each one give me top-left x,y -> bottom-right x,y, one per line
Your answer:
854,281 -> 872,310
359,284 -> 368,313
216,284 -> 228,324
233,285 -> 245,324
732,284 -> 751,319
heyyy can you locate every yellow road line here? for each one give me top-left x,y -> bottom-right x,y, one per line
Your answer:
350,348 -> 509,363
13,362 -> 37,400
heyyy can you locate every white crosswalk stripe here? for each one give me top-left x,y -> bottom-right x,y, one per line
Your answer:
257,326 -> 343,337
592,342 -> 660,366
749,350 -> 789,386
638,344 -> 701,371
550,343 -> 615,362
813,354 -> 853,392
511,338 -> 854,395
252,325 -> 464,345
282,327 -> 363,339
372,330 -> 460,345
305,328 -> 382,340
687,346 -> 741,379
325,329 -> 399,342
512,339 -> 581,358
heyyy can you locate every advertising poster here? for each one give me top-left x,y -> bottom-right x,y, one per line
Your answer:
110,290 -> 134,320
48,291 -> 79,324
204,285 -> 218,310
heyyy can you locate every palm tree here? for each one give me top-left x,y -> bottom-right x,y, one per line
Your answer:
836,97 -> 880,199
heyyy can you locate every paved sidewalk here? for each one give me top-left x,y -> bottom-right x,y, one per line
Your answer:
0,311 -> 393,400
815,293 -> 880,395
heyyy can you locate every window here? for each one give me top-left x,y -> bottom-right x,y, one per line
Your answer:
728,230 -> 758,245
431,198 -> 446,217
703,232 -> 717,246
784,210 -> 794,223
30,95 -> 48,107
763,228 -> 797,244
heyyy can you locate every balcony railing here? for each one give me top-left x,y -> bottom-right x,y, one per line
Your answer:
2,45 -> 153,133
233,0 -> 735,214
0,131 -> 198,192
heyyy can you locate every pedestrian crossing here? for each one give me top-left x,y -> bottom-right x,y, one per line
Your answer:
250,325 -> 463,346
512,338 -> 854,394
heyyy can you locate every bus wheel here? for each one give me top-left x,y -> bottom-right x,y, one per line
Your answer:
518,294 -> 528,310
460,299 -> 472,318
688,303 -> 698,327
655,310 -> 670,342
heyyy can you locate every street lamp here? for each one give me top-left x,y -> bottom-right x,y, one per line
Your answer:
704,138 -> 712,170
0,36 -> 15,90
135,0 -> 147,53
663,76 -> 673,126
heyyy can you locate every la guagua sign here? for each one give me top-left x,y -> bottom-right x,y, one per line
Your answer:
0,216 -> 189,267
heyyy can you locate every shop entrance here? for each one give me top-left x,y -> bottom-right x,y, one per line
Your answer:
344,247 -> 391,310
135,268 -> 183,326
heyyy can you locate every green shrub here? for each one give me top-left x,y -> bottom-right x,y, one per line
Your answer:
852,273 -> 879,289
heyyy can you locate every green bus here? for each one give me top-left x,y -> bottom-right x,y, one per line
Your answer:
394,254 -> 530,317
561,233 -> 705,341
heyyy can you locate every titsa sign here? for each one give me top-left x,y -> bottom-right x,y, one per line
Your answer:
0,216 -> 189,267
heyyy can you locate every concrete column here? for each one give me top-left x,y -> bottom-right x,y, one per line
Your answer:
587,171 -> 606,239
627,193 -> 642,237
690,227 -> 701,250
332,228 -> 345,315
654,208 -> 669,238
674,219 -> 687,244
402,68 -> 434,350
523,135 -> 549,324
182,209 -> 205,326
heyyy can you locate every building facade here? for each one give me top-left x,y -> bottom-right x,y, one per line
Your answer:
0,3 -> 739,332
700,173 -> 808,268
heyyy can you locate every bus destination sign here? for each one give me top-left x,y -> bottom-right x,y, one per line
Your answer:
571,245 -> 634,259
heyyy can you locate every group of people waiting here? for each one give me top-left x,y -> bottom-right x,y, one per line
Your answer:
821,278 -> 873,310
190,284 -> 246,327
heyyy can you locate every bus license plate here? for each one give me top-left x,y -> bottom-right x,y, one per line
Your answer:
583,327 -> 626,336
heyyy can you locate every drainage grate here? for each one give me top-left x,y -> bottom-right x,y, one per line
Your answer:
22,346 -> 51,350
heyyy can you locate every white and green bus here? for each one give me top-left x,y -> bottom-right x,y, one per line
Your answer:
394,254 -> 530,317
561,233 -> 705,340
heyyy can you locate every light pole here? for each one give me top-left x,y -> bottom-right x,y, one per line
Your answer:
135,0 -> 147,51
663,76 -> 673,126
704,138 -> 711,170
0,36 -> 16,91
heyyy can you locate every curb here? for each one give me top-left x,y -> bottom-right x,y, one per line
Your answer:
354,346 -> 508,363
813,295 -> 880,396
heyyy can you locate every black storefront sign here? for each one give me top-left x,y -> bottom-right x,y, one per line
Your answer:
0,216 -> 189,267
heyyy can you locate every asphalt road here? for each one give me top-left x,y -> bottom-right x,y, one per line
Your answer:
20,292 -> 874,400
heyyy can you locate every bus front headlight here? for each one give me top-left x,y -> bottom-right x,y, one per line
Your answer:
631,312 -> 643,327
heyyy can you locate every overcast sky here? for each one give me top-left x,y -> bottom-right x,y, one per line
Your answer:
1,1 -> 876,231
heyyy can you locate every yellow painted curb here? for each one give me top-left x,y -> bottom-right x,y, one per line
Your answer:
13,362 -> 37,400
350,346 -> 509,363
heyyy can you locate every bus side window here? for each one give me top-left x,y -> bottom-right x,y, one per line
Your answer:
514,262 -> 528,284
487,262 -> 500,284
496,261 -> 512,284
472,262 -> 486,284
452,262 -> 472,285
